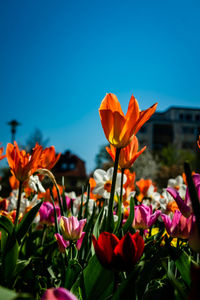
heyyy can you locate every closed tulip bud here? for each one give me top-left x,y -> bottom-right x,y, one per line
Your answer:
92,231 -> 144,271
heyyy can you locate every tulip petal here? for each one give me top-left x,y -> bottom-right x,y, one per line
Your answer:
99,93 -> 124,116
167,187 -> 191,217
92,232 -> 119,268
114,232 -> 137,270
134,103 -> 158,135
131,232 -> 145,263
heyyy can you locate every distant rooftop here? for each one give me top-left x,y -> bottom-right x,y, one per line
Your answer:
165,106 -> 200,112
148,106 -> 200,123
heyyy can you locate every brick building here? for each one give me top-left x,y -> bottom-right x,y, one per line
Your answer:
53,150 -> 87,194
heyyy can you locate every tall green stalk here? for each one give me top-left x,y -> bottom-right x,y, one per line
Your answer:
120,168 -> 125,204
14,181 -> 22,227
106,147 -> 121,232
56,185 -> 64,216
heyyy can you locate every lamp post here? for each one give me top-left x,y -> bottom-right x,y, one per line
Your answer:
7,120 -> 21,143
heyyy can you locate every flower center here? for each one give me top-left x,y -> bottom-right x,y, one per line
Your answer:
104,180 -> 112,192
167,201 -> 179,213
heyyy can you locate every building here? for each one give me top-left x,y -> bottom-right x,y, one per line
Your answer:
137,107 -> 200,151
53,150 -> 87,194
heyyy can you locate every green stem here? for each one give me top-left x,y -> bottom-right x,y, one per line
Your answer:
42,224 -> 47,245
106,147 -> 121,232
56,185 -> 64,216
69,242 -> 77,260
50,188 -> 59,234
120,168 -> 125,204
14,181 -> 23,227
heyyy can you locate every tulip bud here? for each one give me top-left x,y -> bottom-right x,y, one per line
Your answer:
60,216 -> 86,241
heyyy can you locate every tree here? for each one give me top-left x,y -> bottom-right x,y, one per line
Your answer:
95,144 -> 112,169
131,148 -> 158,181
25,129 -> 49,152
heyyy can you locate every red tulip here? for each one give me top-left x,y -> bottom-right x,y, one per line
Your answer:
92,231 -> 144,271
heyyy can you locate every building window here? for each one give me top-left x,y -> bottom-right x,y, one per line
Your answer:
182,142 -> 194,149
195,114 -> 200,121
179,113 -> 184,120
182,127 -> 195,134
140,126 -> 147,133
61,163 -> 68,171
69,163 -> 75,170
153,124 -> 173,150
185,114 -> 192,121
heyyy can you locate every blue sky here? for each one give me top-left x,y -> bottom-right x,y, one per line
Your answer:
1,0 -> 200,172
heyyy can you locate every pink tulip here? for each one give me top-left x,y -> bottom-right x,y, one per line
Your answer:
64,196 -> 75,210
54,233 -> 70,253
76,232 -> 85,250
60,216 -> 86,241
166,173 -> 200,218
54,232 -> 85,252
161,210 -> 193,239
132,204 -> 161,230
39,202 -> 61,225
188,218 -> 200,252
41,287 -> 78,300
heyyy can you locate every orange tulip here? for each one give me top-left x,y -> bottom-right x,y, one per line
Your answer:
123,169 -> 136,203
38,184 -> 63,202
34,144 -> 61,170
136,178 -> 155,202
197,136 -> 200,149
106,135 -> 146,169
99,93 -> 157,148
9,175 -> 20,190
6,141 -> 42,182
0,144 -> 6,161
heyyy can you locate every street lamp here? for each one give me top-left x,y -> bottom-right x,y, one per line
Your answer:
7,120 -> 21,143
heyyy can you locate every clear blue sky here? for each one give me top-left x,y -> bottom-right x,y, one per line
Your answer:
1,0 -> 200,172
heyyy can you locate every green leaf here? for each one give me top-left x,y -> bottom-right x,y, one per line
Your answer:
16,201 -> 43,243
0,286 -> 17,300
114,194 -> 122,235
112,267 -> 138,299
13,258 -> 31,278
92,206 -> 105,238
163,259 -> 187,300
122,196 -> 135,234
135,256 -> 161,298
64,259 -> 82,290
78,186 -> 84,220
70,276 -> 84,300
78,204 -> 96,261
2,231 -> 19,282
62,185 -> 68,214
0,228 -> 8,253
83,255 -> 114,300
0,215 -> 14,235
84,182 -> 90,219
175,250 -> 191,287
91,207 -> 105,256
0,286 -> 34,300
50,195 -> 59,234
